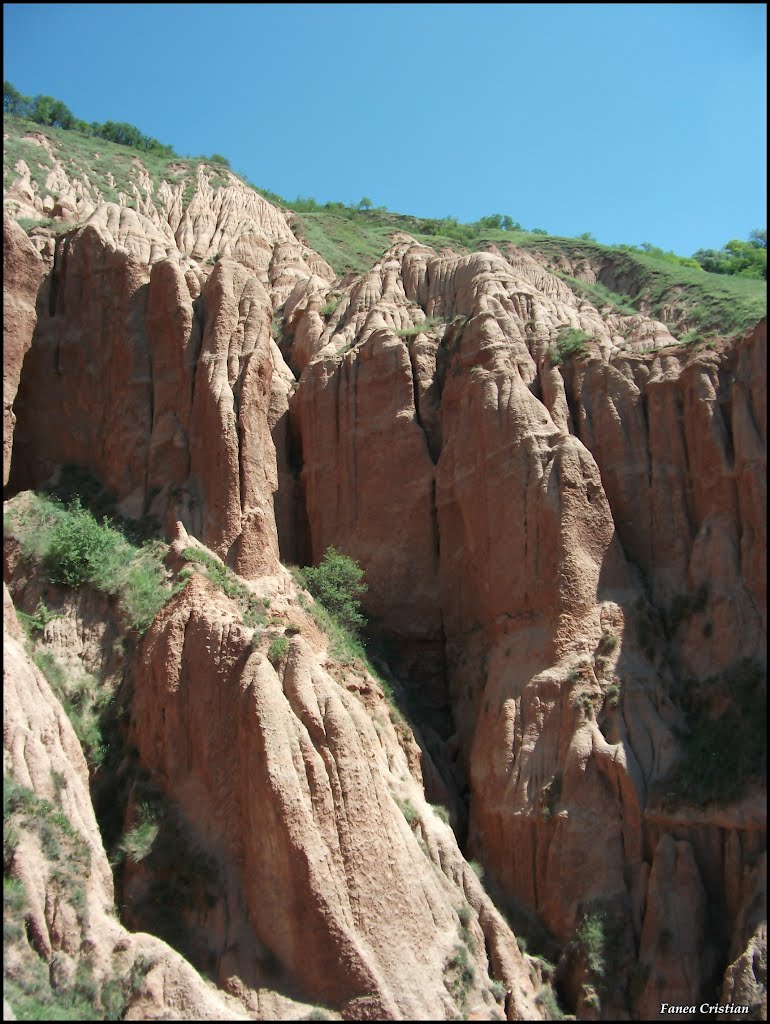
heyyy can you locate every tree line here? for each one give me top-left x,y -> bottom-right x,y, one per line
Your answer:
3,80 -> 230,167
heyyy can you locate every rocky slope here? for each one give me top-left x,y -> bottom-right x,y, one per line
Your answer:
3,130 -> 766,1021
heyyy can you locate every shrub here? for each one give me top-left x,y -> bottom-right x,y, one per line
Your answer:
679,330 -> 703,347
431,803 -> 450,824
6,494 -> 172,633
116,803 -> 159,864
33,653 -> 108,767
302,547 -> 367,635
271,316 -> 285,343
45,498 -> 125,588
4,777 -> 91,910
320,295 -> 342,317
577,912 -> 606,976
663,659 -> 765,806
598,631 -> 618,653
16,599 -> 59,641
394,795 -> 419,826
446,943 -> 476,1007
582,984 -> 601,1011
4,876 -> 26,915
290,564 -> 408,728
469,859 -> 485,881
268,636 -> 289,664
490,980 -> 507,1001
536,984 -> 563,1019
540,772 -> 562,820
555,327 -> 592,361
573,692 -> 595,715
394,317 -> 439,338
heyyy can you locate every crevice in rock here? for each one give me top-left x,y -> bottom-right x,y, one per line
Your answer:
48,235 -> 62,318
563,367 -> 580,438
718,387 -> 735,469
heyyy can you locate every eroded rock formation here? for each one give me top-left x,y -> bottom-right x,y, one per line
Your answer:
3,170 -> 766,1021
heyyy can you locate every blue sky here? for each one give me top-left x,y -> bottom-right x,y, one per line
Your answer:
3,3 -> 766,255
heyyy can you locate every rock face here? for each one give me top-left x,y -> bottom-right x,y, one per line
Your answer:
9,211 -> 287,576
2,583 -> 257,1021
282,237 -> 766,1017
3,523 -> 540,1021
4,146 -> 334,301
3,161 -> 766,1021
3,214 -> 44,485
129,569 -> 539,1019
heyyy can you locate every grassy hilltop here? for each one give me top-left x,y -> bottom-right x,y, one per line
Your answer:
4,108 -> 766,338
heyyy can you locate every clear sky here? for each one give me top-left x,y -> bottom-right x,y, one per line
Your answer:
3,3 -> 766,255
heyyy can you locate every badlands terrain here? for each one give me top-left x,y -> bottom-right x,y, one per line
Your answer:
2,113 -> 766,1020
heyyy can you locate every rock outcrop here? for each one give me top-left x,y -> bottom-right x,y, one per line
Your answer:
3,583 -> 257,1020
3,157 -> 765,1020
3,214 -> 44,485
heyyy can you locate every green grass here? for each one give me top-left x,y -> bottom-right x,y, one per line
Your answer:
3,839 -> 155,1021
598,631 -> 618,654
33,653 -> 109,768
289,564 -> 405,726
469,859 -> 485,882
553,271 -> 638,315
547,327 -> 593,366
115,802 -> 159,864
267,636 -> 289,664
290,209 -> 763,336
320,295 -> 342,317
605,683 -> 621,708
445,942 -> 476,1012
3,114 -> 234,222
112,786 -> 219,963
16,599 -> 59,642
3,776 -> 93,1005
520,235 -> 765,336
5,115 -> 763,339
536,985 -> 564,1020
4,493 -> 174,634
576,912 -> 606,977
394,318 -> 441,338
394,795 -> 420,827
431,803 -> 450,824
14,217 -> 75,234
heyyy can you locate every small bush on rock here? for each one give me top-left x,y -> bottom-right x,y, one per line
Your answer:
302,547 -> 367,635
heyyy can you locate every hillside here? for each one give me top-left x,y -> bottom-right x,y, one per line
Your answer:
3,110 -> 767,1022
4,113 -> 765,337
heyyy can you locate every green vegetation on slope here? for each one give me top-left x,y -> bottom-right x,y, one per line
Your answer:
4,103 -> 764,336
289,549 -> 405,725
4,490 -> 174,633
179,546 -> 268,628
515,234 -> 766,335
4,79 -> 230,165
3,776 -> 155,1021
2,112 -> 237,223
302,546 -> 368,634
693,230 -> 766,279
